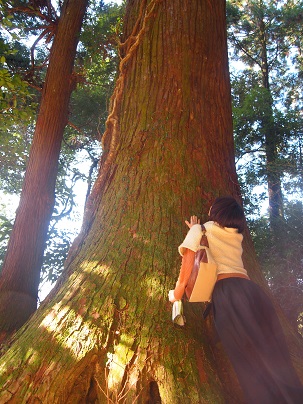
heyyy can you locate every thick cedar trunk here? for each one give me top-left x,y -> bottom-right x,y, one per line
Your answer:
0,1 -> 302,402
0,0 -> 88,334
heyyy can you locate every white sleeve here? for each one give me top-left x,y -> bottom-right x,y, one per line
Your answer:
178,224 -> 203,256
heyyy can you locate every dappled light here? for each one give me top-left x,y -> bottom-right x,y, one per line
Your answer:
1,0 -> 303,402
0,243 -> 221,401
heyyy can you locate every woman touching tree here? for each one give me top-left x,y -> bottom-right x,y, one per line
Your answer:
170,197 -> 303,403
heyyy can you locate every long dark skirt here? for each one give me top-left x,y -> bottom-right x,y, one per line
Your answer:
212,278 -> 303,404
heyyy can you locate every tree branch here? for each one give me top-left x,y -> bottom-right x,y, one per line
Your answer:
230,33 -> 262,69
235,146 -> 266,164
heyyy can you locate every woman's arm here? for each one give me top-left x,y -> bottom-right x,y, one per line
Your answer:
168,216 -> 200,302
169,248 -> 195,302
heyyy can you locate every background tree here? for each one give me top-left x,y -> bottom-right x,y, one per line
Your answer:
227,0 -> 303,334
0,0 -> 302,402
228,0 -> 303,235
0,0 -> 89,337
0,2 -> 123,294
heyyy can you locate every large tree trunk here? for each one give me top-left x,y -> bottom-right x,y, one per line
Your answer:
0,0 -> 88,336
0,0 -> 302,402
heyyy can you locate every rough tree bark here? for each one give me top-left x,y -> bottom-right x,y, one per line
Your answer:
0,0 -> 302,403
0,0 -> 89,336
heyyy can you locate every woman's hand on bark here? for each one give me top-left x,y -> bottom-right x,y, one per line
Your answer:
185,215 -> 200,228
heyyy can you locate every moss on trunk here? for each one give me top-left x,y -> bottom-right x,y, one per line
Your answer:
0,0 -> 302,402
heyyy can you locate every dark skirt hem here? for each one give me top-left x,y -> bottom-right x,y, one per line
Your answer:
212,278 -> 303,404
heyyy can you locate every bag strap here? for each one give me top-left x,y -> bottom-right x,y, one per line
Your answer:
200,224 -> 209,248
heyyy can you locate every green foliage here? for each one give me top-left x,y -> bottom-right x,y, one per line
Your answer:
228,0 -> 303,333
229,0 -> 303,209
232,71 -> 303,193
0,199 -> 14,273
0,37 -> 37,127
0,1 -> 124,294
247,201 -> 303,335
0,124 -> 32,192
68,1 -> 123,140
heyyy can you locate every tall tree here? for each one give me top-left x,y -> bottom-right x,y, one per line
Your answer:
0,0 -> 302,402
0,2 -> 123,289
227,0 -> 303,333
0,0 -> 89,336
227,0 -> 303,237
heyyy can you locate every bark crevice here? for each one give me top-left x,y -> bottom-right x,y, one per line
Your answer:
65,0 -> 164,272
147,380 -> 161,403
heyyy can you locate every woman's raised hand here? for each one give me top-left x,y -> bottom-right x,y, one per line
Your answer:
185,215 -> 200,229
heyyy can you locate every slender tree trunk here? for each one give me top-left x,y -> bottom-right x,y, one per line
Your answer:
0,0 -> 89,336
259,12 -> 284,236
0,1 -> 302,402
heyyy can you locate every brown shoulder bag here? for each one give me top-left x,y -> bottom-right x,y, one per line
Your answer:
185,225 -> 217,302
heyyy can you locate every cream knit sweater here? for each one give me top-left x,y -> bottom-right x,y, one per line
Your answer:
178,221 -> 248,276
172,221 -> 248,300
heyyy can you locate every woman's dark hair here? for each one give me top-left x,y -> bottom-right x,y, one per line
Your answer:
209,196 -> 245,233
